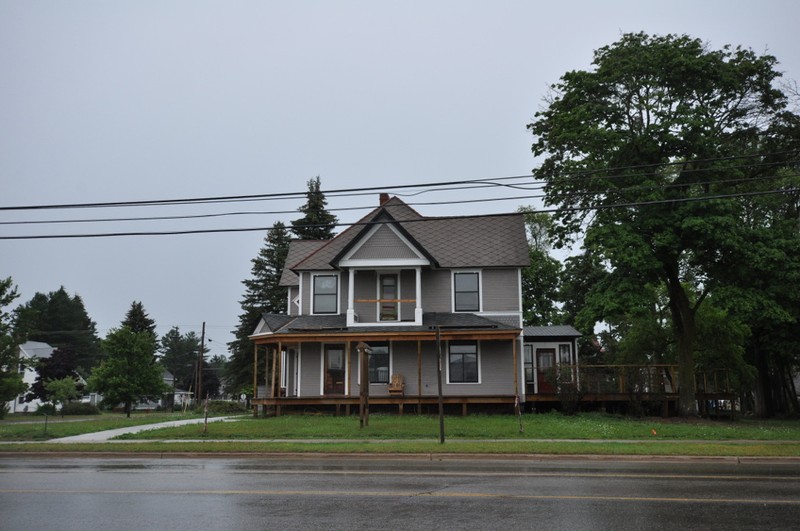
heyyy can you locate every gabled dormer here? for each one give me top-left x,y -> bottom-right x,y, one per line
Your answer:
335,211 -> 432,326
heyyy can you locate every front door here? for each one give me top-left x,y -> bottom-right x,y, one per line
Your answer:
324,345 -> 345,395
536,349 -> 555,394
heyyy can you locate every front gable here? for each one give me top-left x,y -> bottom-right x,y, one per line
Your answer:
338,223 -> 430,268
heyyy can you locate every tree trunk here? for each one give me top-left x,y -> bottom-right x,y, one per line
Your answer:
665,271 -> 698,416
125,399 -> 132,418
752,339 -> 773,418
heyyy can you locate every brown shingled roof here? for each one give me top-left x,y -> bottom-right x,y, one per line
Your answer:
289,196 -> 529,272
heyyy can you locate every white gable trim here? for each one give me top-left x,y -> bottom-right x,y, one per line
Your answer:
338,223 -> 429,268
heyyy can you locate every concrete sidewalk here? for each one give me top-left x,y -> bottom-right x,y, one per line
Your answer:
49,416 -> 238,443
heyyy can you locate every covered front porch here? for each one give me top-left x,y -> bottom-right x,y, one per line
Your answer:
249,314 -> 524,418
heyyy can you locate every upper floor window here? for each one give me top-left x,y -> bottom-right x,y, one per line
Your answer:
379,274 -> 398,321
313,274 -> 338,314
453,271 -> 480,312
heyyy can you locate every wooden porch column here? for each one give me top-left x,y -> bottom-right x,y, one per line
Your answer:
513,338 -> 519,397
270,347 -> 277,398
252,343 -> 258,417
276,341 -> 283,400
417,340 -> 422,415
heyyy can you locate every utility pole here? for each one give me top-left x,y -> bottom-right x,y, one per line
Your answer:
436,326 -> 445,444
197,321 -> 206,406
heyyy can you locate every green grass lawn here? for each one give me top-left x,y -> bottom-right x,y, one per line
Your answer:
116,411 -> 800,442
0,411 -> 205,441
2,412 -> 798,457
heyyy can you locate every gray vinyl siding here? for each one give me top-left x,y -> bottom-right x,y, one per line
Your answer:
293,339 -> 517,398
353,270 -> 376,323
350,225 -> 419,260
421,269 -> 451,312
482,268 -> 520,312
288,287 -> 299,316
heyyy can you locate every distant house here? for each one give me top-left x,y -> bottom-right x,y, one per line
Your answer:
5,341 -> 53,414
249,194 -> 581,415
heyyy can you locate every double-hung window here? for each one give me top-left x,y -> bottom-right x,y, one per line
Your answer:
453,271 -> 480,312
448,341 -> 479,383
313,274 -> 338,314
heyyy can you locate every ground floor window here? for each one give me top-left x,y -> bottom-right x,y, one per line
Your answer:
368,343 -> 390,384
448,341 -> 479,383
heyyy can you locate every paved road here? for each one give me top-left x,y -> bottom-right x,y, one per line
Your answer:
2,455 -> 799,530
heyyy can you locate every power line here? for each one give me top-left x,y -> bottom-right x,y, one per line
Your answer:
2,151 -> 795,212
1,186 -> 795,240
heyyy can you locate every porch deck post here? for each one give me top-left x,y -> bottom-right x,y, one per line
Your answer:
252,343 -> 258,417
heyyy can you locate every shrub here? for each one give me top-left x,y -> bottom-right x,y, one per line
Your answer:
60,402 -> 101,416
206,400 -> 248,414
34,403 -> 57,416
0,403 -> 8,419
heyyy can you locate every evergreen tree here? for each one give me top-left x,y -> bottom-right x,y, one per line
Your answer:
13,287 -> 102,375
159,327 -> 202,392
26,347 -> 83,403
122,301 -> 157,339
227,221 -> 291,393
291,176 -> 338,240
0,277 -> 26,417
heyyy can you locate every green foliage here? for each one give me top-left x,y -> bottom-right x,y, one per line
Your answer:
44,377 -> 81,415
227,221 -> 291,393
527,32 -> 800,415
59,402 -> 100,415
159,327 -> 203,392
0,277 -> 26,408
12,286 -> 102,374
33,403 -> 57,416
205,400 -> 247,414
88,327 -> 167,417
291,176 -> 338,240
27,347 -> 83,403
122,301 -> 157,339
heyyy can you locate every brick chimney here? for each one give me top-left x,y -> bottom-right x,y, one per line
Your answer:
379,193 -> 390,205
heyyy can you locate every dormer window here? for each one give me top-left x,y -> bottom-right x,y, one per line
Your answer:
313,274 -> 338,314
453,271 -> 480,312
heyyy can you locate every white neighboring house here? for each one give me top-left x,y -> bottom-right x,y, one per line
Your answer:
5,341 -> 53,414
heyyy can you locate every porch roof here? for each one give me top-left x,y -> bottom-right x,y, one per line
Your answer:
250,312 -> 521,343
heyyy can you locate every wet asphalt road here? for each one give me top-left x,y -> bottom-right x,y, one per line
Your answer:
1,455 -> 799,530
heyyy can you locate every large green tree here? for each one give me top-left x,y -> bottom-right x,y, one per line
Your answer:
518,208 -> 562,326
13,287 -> 102,374
0,277 -> 26,417
528,32 -> 800,415
291,176 -> 339,240
88,327 -> 165,417
227,221 -> 292,393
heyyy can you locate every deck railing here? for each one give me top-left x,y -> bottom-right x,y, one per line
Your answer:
542,365 -> 733,396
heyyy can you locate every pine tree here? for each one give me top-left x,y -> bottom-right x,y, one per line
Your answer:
122,301 -> 157,340
13,287 -> 102,375
226,221 -> 292,393
291,176 -> 338,240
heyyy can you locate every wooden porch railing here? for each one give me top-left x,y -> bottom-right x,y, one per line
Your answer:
542,365 -> 733,396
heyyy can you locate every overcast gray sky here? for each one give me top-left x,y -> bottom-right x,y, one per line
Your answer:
2,1 -> 798,358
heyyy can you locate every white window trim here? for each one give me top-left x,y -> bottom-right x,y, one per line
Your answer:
376,270 -> 401,322
445,341 -> 482,385
311,272 -> 340,315
452,269 -> 482,313
356,342 -> 393,385
319,343 -> 348,395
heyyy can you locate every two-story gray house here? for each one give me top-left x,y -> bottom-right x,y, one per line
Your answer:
249,194 -> 578,415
